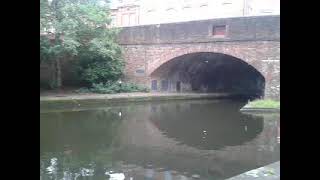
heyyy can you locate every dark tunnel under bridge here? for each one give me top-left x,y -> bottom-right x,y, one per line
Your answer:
150,52 -> 265,99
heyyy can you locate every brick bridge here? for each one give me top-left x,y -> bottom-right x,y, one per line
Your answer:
118,15 -> 280,99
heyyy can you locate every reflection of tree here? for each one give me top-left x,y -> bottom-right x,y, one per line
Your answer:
40,108 -> 122,180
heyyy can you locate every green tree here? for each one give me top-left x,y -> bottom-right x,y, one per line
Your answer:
40,0 -> 123,88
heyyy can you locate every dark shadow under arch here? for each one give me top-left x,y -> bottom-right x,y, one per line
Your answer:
150,52 -> 265,98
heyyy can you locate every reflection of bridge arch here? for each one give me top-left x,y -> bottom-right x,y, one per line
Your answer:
116,100 -> 263,151
115,114 -> 277,179
149,103 -> 264,150
40,101 -> 280,179
114,101 -> 279,179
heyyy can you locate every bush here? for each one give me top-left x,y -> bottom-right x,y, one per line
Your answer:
78,59 -> 124,85
40,80 -> 51,90
74,87 -> 91,93
75,82 -> 150,94
40,80 -> 58,90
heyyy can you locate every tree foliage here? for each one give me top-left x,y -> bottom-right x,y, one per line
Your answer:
40,0 -> 124,88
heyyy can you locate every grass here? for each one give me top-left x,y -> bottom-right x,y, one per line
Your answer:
247,99 -> 280,109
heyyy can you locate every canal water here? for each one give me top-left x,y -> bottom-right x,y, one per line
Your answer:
40,99 -> 280,180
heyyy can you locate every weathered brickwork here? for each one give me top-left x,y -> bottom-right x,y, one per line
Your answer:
119,16 -> 280,99
121,42 -> 279,99
118,16 -> 280,45
40,16 -> 280,99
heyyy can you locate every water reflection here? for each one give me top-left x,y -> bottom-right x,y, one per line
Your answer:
149,101 -> 263,150
40,100 -> 280,180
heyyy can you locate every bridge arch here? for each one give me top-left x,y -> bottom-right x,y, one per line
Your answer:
149,51 -> 265,98
147,46 -> 264,76
119,16 -> 279,99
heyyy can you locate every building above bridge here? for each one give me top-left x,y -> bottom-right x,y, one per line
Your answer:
109,0 -> 280,27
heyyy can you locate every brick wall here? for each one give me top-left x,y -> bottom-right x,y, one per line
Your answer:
119,15 -> 280,99
118,15 -> 280,44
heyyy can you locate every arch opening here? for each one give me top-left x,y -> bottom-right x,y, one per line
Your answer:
150,52 -> 265,99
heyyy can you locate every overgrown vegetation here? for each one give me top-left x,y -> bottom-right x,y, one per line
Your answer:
247,99 -> 280,109
75,82 -> 150,94
40,0 -> 125,89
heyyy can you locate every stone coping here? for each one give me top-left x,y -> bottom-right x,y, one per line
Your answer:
240,107 -> 280,113
40,92 -> 250,103
40,92 -> 251,113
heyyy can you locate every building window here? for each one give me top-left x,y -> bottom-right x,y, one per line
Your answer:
183,0 -> 192,4
166,8 -> 175,12
260,9 -> 273,14
129,13 -> 136,25
121,14 -> 129,26
199,0 -> 208,7
135,69 -> 145,74
161,80 -> 168,91
147,8 -> 155,13
151,80 -> 157,91
212,25 -> 226,38
182,6 -> 191,10
222,1 -> 233,5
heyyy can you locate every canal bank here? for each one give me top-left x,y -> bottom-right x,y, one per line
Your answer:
240,99 -> 280,113
40,92 -> 251,109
